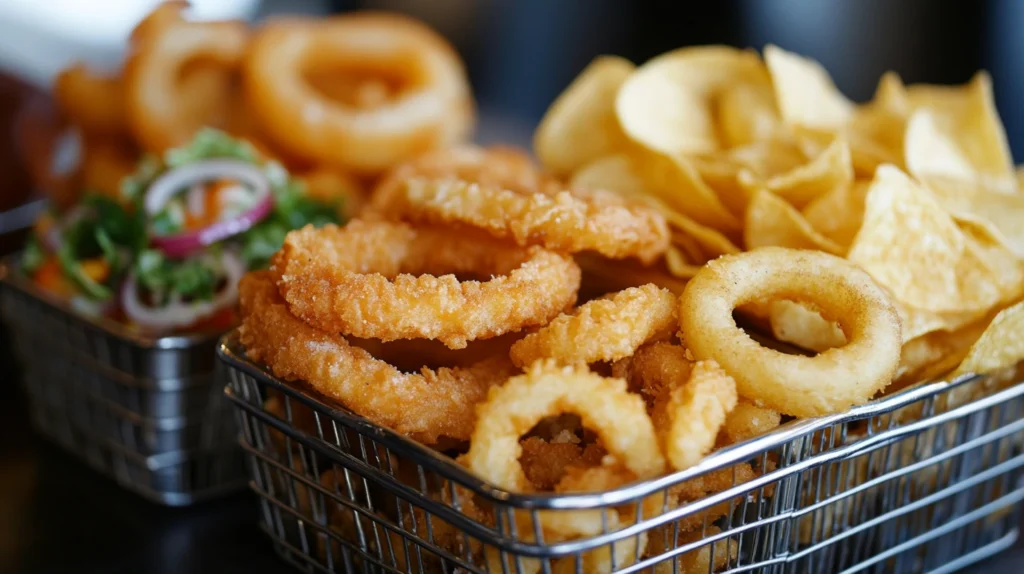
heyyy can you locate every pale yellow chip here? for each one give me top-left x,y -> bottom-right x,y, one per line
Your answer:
846,165 -> 1007,314
738,137 -> 853,208
715,83 -> 782,147
534,56 -> 635,177
764,45 -> 853,130
768,300 -> 846,353
903,73 -> 1015,192
664,245 -> 702,279
631,147 -> 741,233
743,189 -> 843,254
923,175 -> 1024,258
802,180 -> 868,252
664,208 -> 741,262
727,139 -> 806,178
690,154 -> 755,216
897,317 -> 990,383
954,300 -> 1024,377
570,154 -> 649,199
956,217 -> 1024,303
896,300 -> 982,343
872,71 -> 908,111
616,46 -> 768,155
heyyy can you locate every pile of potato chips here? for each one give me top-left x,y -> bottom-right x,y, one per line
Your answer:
534,44 -> 1024,384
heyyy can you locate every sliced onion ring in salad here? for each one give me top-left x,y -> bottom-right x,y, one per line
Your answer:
121,251 -> 245,331
146,159 -> 274,258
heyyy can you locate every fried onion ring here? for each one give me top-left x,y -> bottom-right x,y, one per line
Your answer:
274,220 -> 580,349
509,284 -> 677,367
371,145 -> 559,208
651,360 -> 738,471
387,178 -> 671,263
238,270 -> 516,443
613,341 -> 693,407
679,248 -> 901,417
720,400 -> 783,445
465,362 -> 664,536
124,2 -> 249,151
53,63 -> 127,136
243,13 -> 474,173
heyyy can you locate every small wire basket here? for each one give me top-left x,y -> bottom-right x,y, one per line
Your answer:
0,257 -> 247,506
218,330 -> 1024,573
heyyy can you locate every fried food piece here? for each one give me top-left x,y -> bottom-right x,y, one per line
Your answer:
679,247 -> 901,417
720,400 -> 783,445
274,220 -> 580,349
651,360 -> 738,471
509,284 -> 677,368
238,270 -> 516,444
243,13 -> 474,173
53,63 -> 127,136
387,178 -> 671,264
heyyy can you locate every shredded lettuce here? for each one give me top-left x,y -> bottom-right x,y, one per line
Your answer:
239,179 -> 342,268
164,128 -> 259,168
136,249 -> 219,304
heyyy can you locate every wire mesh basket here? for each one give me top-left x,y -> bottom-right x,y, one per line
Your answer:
0,257 -> 247,505
218,330 -> 1024,573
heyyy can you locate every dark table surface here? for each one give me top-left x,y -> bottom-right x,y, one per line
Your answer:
1,323 -> 1023,574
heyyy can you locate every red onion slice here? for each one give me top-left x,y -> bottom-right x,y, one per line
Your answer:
146,159 -> 274,258
121,251 -> 245,331
144,158 -> 270,216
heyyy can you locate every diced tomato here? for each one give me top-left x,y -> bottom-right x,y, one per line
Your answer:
184,180 -> 237,230
33,257 -> 76,297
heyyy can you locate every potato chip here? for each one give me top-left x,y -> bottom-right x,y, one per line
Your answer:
956,217 -> 1024,303
923,175 -> 1024,258
631,147 -> 741,233
616,46 -> 768,155
846,104 -> 906,175
743,189 -> 843,254
534,56 -> 635,176
802,180 -> 868,251
847,165 -> 1006,314
570,154 -> 648,199
664,245 -> 702,279
715,83 -> 782,147
728,139 -> 806,178
764,45 -> 853,130
666,211 -> 741,261
738,137 -> 853,208
872,71 -> 908,112
690,154 -> 754,216
897,318 -> 989,383
897,300 -> 980,343
768,300 -> 846,352
954,300 -> 1024,377
903,73 -> 1015,192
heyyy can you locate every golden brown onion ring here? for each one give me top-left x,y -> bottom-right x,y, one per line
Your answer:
274,220 -> 581,349
124,2 -> 248,151
678,247 -> 901,417
238,270 -> 516,444
509,284 -> 677,368
53,63 -> 127,137
243,13 -> 474,173
388,177 -> 671,263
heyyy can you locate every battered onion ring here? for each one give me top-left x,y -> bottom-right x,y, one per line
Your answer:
678,248 -> 902,417
509,284 -> 677,368
613,341 -> 693,407
243,13 -> 474,173
238,270 -> 516,444
388,177 -> 671,263
124,2 -> 248,151
371,145 -> 559,209
275,220 -> 581,349
464,362 -> 664,536
53,63 -> 127,136
651,360 -> 738,472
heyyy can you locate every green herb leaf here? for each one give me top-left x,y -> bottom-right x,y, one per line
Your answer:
57,242 -> 111,300
21,235 -> 45,274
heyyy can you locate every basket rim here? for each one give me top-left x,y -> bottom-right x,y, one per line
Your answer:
216,329 -> 1021,510
0,253 -> 221,350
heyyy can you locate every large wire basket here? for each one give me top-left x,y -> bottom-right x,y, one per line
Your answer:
218,330 -> 1024,573
0,258 -> 247,505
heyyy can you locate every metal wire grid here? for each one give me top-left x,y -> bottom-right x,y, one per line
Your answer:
218,333 -> 1024,573
0,259 -> 247,505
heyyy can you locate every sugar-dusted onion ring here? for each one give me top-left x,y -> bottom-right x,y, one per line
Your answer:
238,270 -> 516,444
650,360 -> 738,471
465,362 -> 664,536
679,248 -> 901,417
389,177 -> 671,263
509,284 -> 677,368
274,220 -> 580,349
242,14 -> 474,173
124,2 -> 249,151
